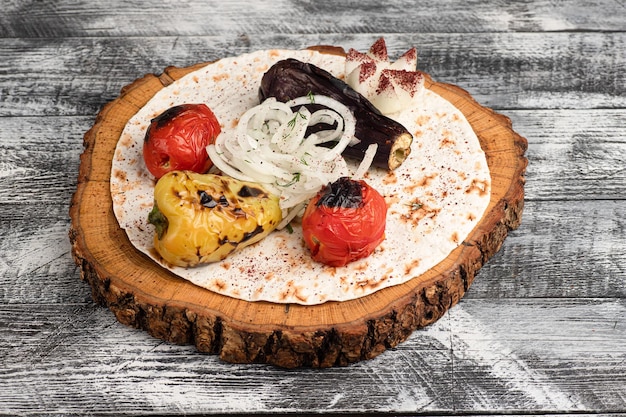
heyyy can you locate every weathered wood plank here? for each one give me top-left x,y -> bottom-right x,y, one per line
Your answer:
509,109 -> 626,201
0,203 -> 91,305
0,117 -> 83,205
1,108 -> 624,206
0,304 -> 452,414
1,0 -> 624,38
468,198 -> 626,299
0,32 -> 624,117
1,299 -> 624,414
448,299 -> 626,411
1,198 -> 623,305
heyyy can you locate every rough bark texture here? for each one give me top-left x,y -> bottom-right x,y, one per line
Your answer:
68,47 -> 527,368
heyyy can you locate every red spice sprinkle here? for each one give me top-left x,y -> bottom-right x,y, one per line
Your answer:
346,48 -> 370,64
358,61 -> 378,83
368,37 -> 388,61
385,69 -> 423,97
399,47 -> 417,64
376,71 -> 393,95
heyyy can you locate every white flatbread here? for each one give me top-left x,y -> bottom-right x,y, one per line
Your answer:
110,49 -> 491,305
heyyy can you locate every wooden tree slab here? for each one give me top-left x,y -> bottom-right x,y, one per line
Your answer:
69,47 -> 528,368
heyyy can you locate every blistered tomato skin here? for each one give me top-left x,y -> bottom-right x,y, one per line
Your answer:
143,103 -> 221,179
302,177 -> 387,267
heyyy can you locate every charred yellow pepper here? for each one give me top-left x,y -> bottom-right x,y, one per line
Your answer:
148,171 -> 282,267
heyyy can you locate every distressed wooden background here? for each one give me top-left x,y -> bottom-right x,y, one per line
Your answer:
1,0 -> 625,415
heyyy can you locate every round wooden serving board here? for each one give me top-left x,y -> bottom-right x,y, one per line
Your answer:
69,46 -> 528,368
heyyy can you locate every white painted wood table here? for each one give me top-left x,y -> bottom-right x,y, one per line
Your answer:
1,0 -> 625,414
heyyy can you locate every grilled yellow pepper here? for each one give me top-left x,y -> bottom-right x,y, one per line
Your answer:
148,171 -> 282,267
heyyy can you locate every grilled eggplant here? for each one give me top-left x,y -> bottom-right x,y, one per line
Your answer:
259,58 -> 413,170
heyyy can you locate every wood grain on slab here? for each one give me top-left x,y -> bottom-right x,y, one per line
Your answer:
67,61 -> 527,367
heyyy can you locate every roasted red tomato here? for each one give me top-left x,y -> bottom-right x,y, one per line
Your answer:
143,103 -> 221,179
302,177 -> 387,267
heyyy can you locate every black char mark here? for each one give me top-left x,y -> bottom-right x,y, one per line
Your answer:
238,185 -> 266,198
198,190 -> 218,208
316,177 -> 363,209
152,105 -> 187,129
144,105 -> 188,143
218,225 -> 265,246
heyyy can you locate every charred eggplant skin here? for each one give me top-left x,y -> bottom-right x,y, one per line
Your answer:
259,58 -> 413,170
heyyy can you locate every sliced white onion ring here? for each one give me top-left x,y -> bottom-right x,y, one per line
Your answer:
207,94 -> 376,226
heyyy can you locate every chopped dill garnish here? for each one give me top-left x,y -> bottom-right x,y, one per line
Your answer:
277,172 -> 301,187
287,110 -> 308,129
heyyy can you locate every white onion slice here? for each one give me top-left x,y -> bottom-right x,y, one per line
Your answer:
207,94 -> 376,226
354,143 -> 378,180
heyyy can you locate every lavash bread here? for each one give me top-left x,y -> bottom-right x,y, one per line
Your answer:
110,47 -> 491,305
